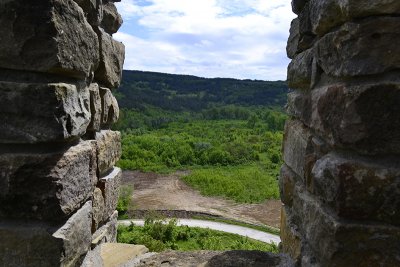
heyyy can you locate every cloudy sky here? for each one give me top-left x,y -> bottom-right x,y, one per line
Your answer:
114,0 -> 295,81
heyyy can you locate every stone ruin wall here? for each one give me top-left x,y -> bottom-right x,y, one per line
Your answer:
0,0 -> 124,266
281,0 -> 400,266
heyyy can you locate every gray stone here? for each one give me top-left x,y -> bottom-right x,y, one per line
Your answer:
0,201 -> 92,267
309,0 -> 400,36
99,167 -> 121,222
95,28 -> 125,88
74,0 -> 103,26
96,130 -> 122,176
88,83 -> 102,132
206,251 -> 295,267
0,141 -> 95,221
99,87 -> 120,128
286,18 -> 300,59
92,210 -> 118,248
101,2 -> 123,34
81,245 -> 104,267
291,0 -> 308,14
310,82 -> 400,155
53,201 -> 93,266
92,187 -> 105,231
312,152 -> 400,225
279,165 -> 298,207
291,187 -> 400,267
283,120 -> 313,180
286,90 -> 311,125
280,206 -> 302,265
0,81 -> 90,143
316,17 -> 400,77
287,48 -> 313,90
0,0 -> 99,79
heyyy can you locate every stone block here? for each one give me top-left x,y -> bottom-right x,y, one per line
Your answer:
0,141 -> 95,221
99,87 -> 120,128
287,48 -> 313,90
283,120 -> 313,180
280,206 -> 302,264
74,0 -> 103,26
101,2 -> 123,34
0,0 -> 99,79
291,0 -> 308,15
96,130 -> 122,176
291,187 -> 400,267
312,152 -> 400,225
91,210 -> 118,248
92,187 -> 105,231
309,0 -> 400,36
286,90 -> 311,125
95,28 -> 125,88
286,18 -> 300,59
0,201 -> 92,267
316,17 -> 400,77
99,167 -> 121,222
100,243 -> 149,267
88,83 -> 102,132
0,81 -> 90,143
310,82 -> 400,155
279,165 -> 298,207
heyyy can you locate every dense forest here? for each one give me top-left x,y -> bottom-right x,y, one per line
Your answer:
114,70 -> 288,204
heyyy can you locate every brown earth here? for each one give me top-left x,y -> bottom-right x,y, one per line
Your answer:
121,170 -> 281,228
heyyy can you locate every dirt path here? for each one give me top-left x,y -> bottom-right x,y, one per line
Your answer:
121,170 -> 282,228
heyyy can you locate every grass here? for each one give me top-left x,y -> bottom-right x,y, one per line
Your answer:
182,164 -> 280,203
117,217 -> 279,253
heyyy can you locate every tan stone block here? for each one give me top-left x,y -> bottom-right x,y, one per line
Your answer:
96,130 -> 122,176
99,167 -> 121,222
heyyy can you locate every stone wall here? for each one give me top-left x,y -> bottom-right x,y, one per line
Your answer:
281,1 -> 400,266
0,0 -> 124,266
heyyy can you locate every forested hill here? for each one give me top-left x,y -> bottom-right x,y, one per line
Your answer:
116,70 -> 288,111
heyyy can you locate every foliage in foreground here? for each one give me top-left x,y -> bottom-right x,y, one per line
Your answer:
117,218 -> 278,253
117,185 -> 134,219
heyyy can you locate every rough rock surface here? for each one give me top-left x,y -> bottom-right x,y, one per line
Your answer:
0,82 -> 91,143
99,167 -> 121,222
88,83 -> 103,132
95,28 -> 125,88
0,0 -> 99,79
102,2 -> 123,34
0,141 -> 95,221
99,87 -> 120,127
96,130 -> 122,176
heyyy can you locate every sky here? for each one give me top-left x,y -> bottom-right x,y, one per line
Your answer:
114,0 -> 296,81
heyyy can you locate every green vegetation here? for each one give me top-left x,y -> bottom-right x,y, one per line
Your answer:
117,218 -> 278,252
117,185 -> 134,219
114,70 -> 287,204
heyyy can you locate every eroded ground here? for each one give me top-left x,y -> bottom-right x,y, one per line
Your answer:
121,170 -> 281,228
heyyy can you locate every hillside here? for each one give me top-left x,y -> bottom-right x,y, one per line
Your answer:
116,70 -> 288,112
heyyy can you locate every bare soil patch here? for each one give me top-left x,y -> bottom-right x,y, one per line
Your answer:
121,170 -> 281,228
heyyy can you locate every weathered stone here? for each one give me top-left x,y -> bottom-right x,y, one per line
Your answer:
92,210 -> 118,247
283,120 -> 313,180
99,167 -> 121,222
92,188 -> 105,231
0,201 -> 92,267
101,2 -> 123,34
312,152 -> 400,225
101,243 -> 149,267
280,206 -> 302,264
74,0 -> 103,26
0,81 -> 90,143
0,0 -> 99,79
0,141 -> 95,221
286,90 -> 311,125
279,165 -> 298,207
95,28 -> 125,88
309,0 -> 400,36
292,0 -> 308,15
53,201 -> 93,266
291,187 -> 400,267
88,83 -> 102,132
96,130 -> 122,176
99,87 -> 120,128
310,82 -> 400,155
287,48 -> 313,90
81,245 -> 104,267
206,251 -> 295,267
316,17 -> 400,77
286,18 -> 300,59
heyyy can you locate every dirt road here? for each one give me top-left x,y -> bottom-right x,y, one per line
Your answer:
121,170 -> 281,228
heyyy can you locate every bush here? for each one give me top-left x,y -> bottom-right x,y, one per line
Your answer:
117,185 -> 133,218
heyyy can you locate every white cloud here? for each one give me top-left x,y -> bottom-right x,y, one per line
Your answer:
115,0 -> 296,80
